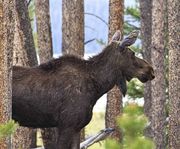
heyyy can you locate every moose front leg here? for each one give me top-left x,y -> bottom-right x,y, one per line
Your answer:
57,128 -> 80,149
71,131 -> 80,149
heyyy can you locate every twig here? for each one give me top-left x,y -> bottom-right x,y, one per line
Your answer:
125,21 -> 140,30
85,38 -> 96,45
85,12 -> 108,26
85,25 -> 96,32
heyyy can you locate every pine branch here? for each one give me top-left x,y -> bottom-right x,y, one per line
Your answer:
125,6 -> 140,21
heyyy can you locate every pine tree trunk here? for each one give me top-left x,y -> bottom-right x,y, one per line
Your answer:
151,0 -> 166,148
139,0 -> 153,138
62,0 -> 84,56
35,0 -> 52,63
139,0 -> 152,120
34,0 -> 57,148
168,0 -> 180,148
105,0 -> 124,141
12,0 -> 38,148
13,0 -> 37,67
62,0 -> 85,142
0,0 -> 15,148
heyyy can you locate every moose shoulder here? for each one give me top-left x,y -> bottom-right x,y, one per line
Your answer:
12,30 -> 155,149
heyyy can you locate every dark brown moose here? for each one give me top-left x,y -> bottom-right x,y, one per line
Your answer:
12,30 -> 155,149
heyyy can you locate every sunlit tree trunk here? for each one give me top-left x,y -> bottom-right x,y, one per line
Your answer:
12,0 -> 38,148
62,0 -> 85,142
168,0 -> 180,148
151,0 -> 166,148
35,0 -> 56,148
105,0 -> 124,141
0,0 -> 15,148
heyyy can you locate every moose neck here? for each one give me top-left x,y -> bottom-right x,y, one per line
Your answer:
88,43 -> 123,95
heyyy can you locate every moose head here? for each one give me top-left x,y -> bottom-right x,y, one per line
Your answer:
107,30 -> 155,96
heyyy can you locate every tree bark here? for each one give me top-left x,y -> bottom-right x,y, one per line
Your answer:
105,0 -> 124,141
62,0 -> 84,56
139,0 -> 152,121
0,0 -> 15,148
35,0 -> 52,63
34,0 -> 57,148
151,0 -> 166,148
62,0 -> 85,142
139,0 -> 153,138
12,0 -> 38,148
13,0 -> 37,67
168,0 -> 180,148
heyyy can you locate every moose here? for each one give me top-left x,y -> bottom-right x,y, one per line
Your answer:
12,30 -> 155,149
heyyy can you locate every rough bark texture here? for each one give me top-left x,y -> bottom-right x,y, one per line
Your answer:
62,0 -> 84,56
151,0 -> 166,148
34,0 -> 56,148
168,0 -> 180,148
13,0 -> 37,67
62,0 -> 85,142
139,0 -> 152,121
105,0 -> 124,141
12,0 -> 38,148
0,0 -> 15,148
35,0 -> 53,63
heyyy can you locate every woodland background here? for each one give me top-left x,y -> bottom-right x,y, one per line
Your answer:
0,0 -> 179,149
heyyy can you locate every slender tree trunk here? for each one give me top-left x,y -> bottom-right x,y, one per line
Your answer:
13,0 -> 37,67
35,0 -> 52,63
62,0 -> 85,142
12,0 -> 38,148
105,0 -> 124,141
139,0 -> 153,138
168,0 -> 180,148
35,0 -> 57,148
62,0 -> 84,56
0,0 -> 15,148
151,0 -> 166,148
139,0 -> 152,120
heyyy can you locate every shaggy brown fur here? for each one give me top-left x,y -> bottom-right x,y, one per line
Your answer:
12,31 -> 154,149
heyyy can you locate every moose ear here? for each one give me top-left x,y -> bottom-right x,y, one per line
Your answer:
119,30 -> 139,48
110,30 -> 122,42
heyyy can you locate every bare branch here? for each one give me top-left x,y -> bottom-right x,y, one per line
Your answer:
125,21 -> 140,30
85,25 -> 96,32
85,12 -> 108,26
85,38 -> 95,45
80,128 -> 114,149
